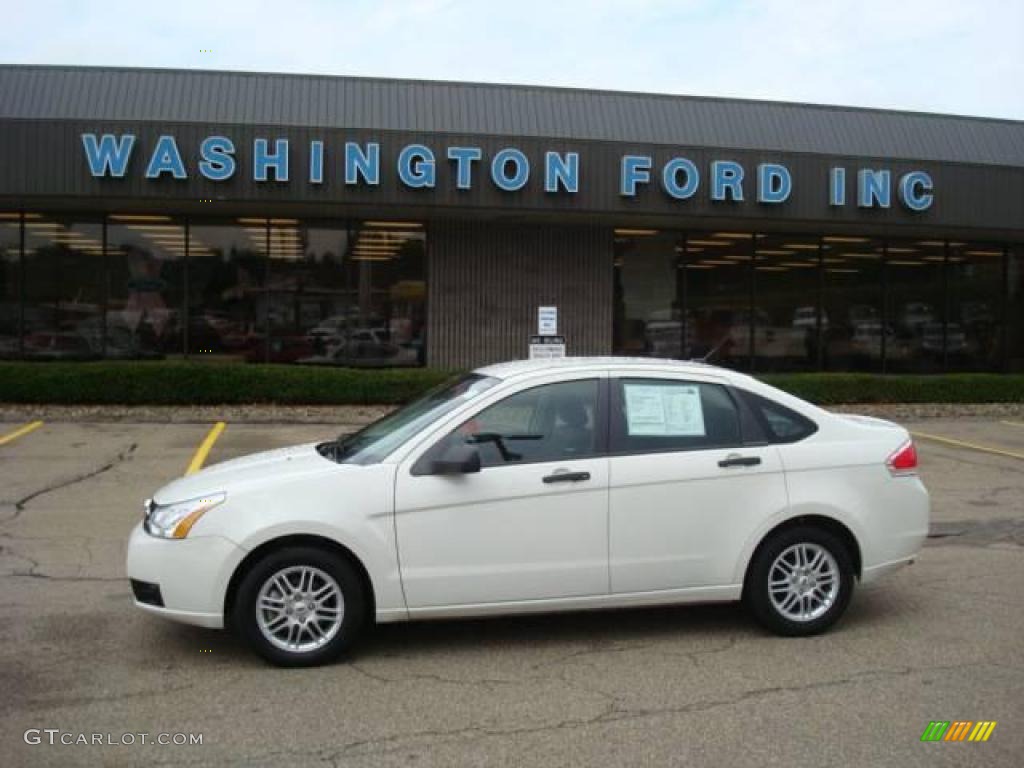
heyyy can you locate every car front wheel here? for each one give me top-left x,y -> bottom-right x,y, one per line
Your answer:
745,526 -> 855,636
233,546 -> 366,667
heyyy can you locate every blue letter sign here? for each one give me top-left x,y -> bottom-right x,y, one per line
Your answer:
81,133 -> 136,177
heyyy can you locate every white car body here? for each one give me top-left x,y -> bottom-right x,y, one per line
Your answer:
127,358 -> 929,632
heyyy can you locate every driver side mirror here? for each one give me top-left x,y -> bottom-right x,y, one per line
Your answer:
432,442 -> 482,475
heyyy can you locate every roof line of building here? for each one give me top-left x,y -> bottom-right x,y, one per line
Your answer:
3,62 -> 1021,127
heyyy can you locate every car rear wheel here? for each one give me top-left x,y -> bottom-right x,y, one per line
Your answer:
233,546 -> 366,667
745,526 -> 854,636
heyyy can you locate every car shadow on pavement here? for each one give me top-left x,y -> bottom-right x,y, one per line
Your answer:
362,603 -> 756,659
153,588 -> 913,667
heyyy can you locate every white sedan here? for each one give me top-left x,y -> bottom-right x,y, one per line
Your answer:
126,358 -> 929,666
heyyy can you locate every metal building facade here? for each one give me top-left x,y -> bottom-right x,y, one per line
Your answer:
0,65 -> 1022,371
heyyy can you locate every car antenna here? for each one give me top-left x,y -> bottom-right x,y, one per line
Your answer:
692,336 -> 730,364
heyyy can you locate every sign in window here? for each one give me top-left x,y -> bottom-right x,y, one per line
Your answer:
623,382 -> 706,437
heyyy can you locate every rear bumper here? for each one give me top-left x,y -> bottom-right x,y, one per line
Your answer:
859,473 -> 929,579
125,522 -> 246,629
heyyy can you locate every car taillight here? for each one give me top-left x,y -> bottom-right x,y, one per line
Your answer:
886,440 -> 918,475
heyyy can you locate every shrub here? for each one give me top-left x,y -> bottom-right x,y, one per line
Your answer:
0,362 -> 1021,406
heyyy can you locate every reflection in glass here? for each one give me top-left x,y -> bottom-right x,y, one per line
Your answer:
187,221 -> 267,360
268,221 -> 426,367
23,216 -> 104,360
822,236 -> 884,371
684,231 -> 753,370
613,231 -> 683,358
0,213 -> 20,359
106,215 -> 186,359
753,234 -> 820,371
886,239 -> 945,372
948,242 -> 1005,371
1011,245 -> 1024,372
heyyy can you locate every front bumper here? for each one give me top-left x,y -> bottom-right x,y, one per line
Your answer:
125,521 -> 246,629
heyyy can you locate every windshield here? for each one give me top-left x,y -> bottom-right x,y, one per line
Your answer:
321,373 -> 499,465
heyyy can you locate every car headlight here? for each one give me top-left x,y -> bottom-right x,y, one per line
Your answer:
144,492 -> 226,539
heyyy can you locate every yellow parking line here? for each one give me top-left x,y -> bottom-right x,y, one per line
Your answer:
911,430 -> 1024,461
185,422 -> 227,475
1001,420 -> 1024,429
0,420 -> 44,446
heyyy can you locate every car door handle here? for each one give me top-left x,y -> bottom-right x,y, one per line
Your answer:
542,471 -> 591,484
718,455 -> 761,468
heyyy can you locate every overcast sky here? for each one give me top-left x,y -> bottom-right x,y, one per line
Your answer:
3,0 -> 1022,119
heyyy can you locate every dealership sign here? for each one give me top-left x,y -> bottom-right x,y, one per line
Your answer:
80,133 -> 935,211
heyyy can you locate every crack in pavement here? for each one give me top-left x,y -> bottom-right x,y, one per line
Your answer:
348,662 -> 522,690
0,442 -> 137,525
0,535 -> 125,582
21,682 -> 196,711
237,659 -> 1010,766
927,517 -> 1024,547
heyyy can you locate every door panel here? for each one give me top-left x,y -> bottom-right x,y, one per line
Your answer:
394,375 -> 610,609
609,445 -> 787,592
395,459 -> 609,608
607,374 -> 788,593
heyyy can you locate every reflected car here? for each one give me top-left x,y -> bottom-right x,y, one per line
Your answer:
127,358 -> 929,667
243,335 -> 315,364
23,331 -> 98,360
792,307 -> 828,329
899,302 -> 936,331
959,302 -> 994,328
921,322 -> 967,354
297,328 -> 419,368
847,304 -> 880,327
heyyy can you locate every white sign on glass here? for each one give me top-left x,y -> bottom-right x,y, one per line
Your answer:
624,383 -> 706,436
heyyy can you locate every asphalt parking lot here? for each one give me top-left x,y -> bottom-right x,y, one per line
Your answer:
1,414 -> 1023,767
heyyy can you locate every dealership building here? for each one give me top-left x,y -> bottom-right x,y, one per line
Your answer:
0,65 -> 1022,371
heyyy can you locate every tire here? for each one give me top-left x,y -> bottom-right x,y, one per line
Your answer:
232,546 -> 366,667
744,526 -> 855,637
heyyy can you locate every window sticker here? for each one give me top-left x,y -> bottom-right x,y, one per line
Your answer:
624,383 -> 706,436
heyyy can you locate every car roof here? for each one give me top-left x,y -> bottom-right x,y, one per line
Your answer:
474,356 -> 739,381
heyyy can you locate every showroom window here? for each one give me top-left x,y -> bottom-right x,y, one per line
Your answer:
948,242 -> 1006,371
0,213 -> 19,359
885,238 -> 946,372
1011,244 -> 1024,372
822,235 -> 884,372
752,233 -> 821,372
186,219 -> 268,361
265,220 -> 426,368
613,230 -> 682,358
613,229 -> 1012,373
106,214 -> 186,359
683,231 -> 754,370
22,215 -> 104,360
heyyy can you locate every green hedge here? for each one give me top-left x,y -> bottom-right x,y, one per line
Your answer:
0,361 -> 453,405
0,362 -> 1022,406
759,373 -> 1024,405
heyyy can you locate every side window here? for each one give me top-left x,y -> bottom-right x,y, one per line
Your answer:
428,379 -> 601,469
740,391 -> 818,443
612,378 -> 741,454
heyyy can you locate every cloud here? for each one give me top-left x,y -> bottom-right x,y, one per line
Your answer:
2,0 -> 1021,118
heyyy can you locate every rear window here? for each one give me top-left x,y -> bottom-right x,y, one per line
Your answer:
740,391 -> 818,444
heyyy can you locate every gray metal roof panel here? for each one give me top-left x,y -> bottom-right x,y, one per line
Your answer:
1,64 -> 1022,166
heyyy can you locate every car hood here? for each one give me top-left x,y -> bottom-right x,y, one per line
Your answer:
153,442 -> 335,504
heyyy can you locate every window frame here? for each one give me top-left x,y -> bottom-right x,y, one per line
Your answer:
411,376 -> 610,475
735,389 -> 819,444
609,376 -> 755,456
